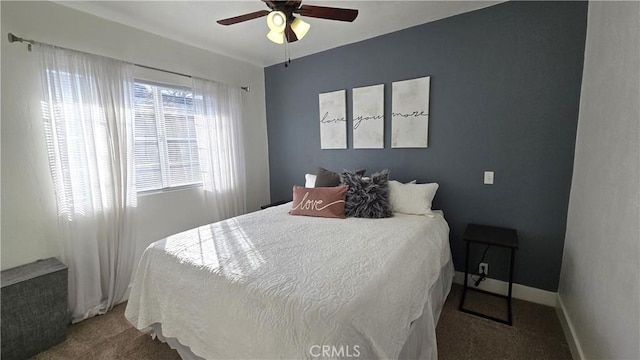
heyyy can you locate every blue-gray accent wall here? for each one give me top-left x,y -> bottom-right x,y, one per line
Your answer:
264,1 -> 587,291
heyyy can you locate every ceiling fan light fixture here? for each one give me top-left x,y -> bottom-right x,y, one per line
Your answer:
217,2 -> 359,46
291,17 -> 310,40
267,30 -> 285,44
267,11 -> 286,32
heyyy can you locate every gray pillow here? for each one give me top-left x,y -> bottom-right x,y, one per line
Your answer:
315,167 -> 342,187
315,167 -> 366,187
340,169 -> 392,218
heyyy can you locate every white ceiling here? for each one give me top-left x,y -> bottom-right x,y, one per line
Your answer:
58,1 -> 502,67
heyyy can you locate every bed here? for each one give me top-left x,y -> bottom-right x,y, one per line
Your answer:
125,202 -> 453,359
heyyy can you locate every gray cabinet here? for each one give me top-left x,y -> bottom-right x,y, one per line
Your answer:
1,258 -> 68,360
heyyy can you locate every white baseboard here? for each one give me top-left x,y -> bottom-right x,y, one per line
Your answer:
555,294 -> 585,360
453,271 -> 557,307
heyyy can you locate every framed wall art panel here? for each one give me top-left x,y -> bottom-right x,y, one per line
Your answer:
353,84 -> 384,149
319,90 -> 347,149
391,76 -> 430,148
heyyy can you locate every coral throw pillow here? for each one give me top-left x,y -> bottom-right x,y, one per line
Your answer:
290,185 -> 348,219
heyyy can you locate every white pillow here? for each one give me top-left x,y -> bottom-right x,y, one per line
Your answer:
388,180 -> 439,215
305,173 -> 316,188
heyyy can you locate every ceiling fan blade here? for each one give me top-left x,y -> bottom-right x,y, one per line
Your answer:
296,5 -> 358,22
284,22 -> 298,43
217,10 -> 270,25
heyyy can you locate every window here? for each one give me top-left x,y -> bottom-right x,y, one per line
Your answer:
42,69 -> 114,216
134,81 -> 201,192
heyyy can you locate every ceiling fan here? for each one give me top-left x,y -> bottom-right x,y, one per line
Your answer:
217,0 -> 358,44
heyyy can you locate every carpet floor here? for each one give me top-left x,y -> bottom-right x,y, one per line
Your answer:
31,284 -> 571,360
436,284 -> 571,360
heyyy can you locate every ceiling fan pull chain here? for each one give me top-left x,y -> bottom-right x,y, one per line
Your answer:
284,39 -> 291,68
283,39 -> 288,67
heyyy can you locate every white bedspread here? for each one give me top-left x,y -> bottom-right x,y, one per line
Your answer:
125,204 -> 451,359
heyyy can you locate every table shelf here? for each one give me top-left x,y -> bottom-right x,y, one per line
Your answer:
458,223 -> 519,326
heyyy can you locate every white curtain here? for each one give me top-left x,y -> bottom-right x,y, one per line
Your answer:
192,77 -> 247,220
38,44 -> 137,323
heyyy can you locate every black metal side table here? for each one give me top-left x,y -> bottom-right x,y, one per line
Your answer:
459,223 -> 519,325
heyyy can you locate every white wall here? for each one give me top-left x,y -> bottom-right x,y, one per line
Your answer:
558,2 -> 640,359
1,1 -> 270,270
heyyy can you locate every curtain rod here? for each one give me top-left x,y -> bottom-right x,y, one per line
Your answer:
7,33 -> 251,93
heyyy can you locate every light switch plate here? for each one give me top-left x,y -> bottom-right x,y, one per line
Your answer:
484,171 -> 494,185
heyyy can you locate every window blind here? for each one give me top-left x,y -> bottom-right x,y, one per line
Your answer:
134,81 -> 201,192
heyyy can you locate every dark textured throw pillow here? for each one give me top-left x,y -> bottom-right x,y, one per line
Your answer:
340,169 -> 392,218
315,167 -> 366,187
